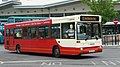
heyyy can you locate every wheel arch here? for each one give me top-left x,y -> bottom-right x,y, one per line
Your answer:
52,45 -> 61,57
52,45 -> 60,52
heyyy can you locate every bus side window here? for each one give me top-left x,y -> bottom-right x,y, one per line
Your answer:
28,27 -> 38,39
6,29 -> 9,37
38,27 -> 44,39
38,26 -> 49,39
31,27 -> 37,39
28,27 -> 32,39
23,27 -> 28,39
14,28 -> 22,39
51,24 -> 60,39
62,23 -> 75,39
10,29 -> 14,37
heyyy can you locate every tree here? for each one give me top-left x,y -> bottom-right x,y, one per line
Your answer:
82,0 -> 119,24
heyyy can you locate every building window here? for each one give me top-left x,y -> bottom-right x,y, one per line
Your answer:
1,12 -> 4,14
42,14 -> 49,17
64,9 -> 66,11
73,8 -> 75,10
55,9 -> 57,11
7,12 -> 10,14
14,12 -> 16,13
51,13 -> 63,17
65,13 -> 75,16
82,8 -> 85,10
21,11 -> 23,13
41,9 -> 43,12
34,11 -> 37,13
27,11 -> 29,13
2,0 -> 8,2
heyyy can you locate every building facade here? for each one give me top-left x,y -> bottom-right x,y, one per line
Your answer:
0,0 -> 120,21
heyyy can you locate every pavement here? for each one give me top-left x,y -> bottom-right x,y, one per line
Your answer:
102,45 -> 120,49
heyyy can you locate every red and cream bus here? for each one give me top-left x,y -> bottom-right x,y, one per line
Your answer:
4,15 -> 102,57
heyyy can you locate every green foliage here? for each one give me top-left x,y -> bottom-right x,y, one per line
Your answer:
82,0 -> 120,24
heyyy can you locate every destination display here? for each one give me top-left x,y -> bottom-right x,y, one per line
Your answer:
80,16 -> 99,21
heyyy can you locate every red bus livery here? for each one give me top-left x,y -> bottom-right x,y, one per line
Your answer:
4,15 -> 102,57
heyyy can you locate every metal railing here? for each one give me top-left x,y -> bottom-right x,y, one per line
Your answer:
102,34 -> 120,46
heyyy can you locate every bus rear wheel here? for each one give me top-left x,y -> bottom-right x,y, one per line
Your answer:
16,45 -> 21,54
52,46 -> 60,58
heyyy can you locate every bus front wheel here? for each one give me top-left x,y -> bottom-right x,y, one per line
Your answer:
16,45 -> 21,54
52,46 -> 60,58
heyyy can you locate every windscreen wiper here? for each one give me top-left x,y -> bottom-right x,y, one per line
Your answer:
85,36 -> 89,41
95,36 -> 98,40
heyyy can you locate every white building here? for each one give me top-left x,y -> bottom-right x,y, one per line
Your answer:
0,0 -> 120,20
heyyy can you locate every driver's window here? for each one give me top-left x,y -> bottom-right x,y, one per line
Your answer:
62,22 -> 75,39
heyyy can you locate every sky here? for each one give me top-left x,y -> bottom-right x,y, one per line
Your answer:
0,0 -> 68,5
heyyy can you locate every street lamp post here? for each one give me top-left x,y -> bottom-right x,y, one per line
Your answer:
114,18 -> 118,45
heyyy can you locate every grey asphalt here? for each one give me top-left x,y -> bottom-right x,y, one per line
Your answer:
0,44 -> 120,67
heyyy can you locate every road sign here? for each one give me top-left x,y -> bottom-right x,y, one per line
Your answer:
114,18 -> 118,24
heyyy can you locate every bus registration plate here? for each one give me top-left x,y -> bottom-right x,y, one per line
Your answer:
89,50 -> 95,53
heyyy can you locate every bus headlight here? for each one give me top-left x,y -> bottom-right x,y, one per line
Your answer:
100,46 -> 102,48
81,48 -> 83,50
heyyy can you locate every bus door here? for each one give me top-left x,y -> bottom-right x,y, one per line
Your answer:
5,29 -> 14,50
9,29 -> 14,46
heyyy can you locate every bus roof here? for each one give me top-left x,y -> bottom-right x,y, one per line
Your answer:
50,14 -> 101,23
0,18 -> 8,21
5,19 -> 52,28
5,14 -> 101,28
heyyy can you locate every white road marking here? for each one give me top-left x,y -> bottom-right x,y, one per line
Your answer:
3,59 -> 91,63
0,61 -> 4,64
102,61 -> 109,65
91,61 -> 96,65
109,61 -> 117,65
4,60 -> 63,65
3,60 -> 62,65
2,60 -> 120,66
0,60 -> 90,64
116,60 -> 120,64
5,60 -> 68,63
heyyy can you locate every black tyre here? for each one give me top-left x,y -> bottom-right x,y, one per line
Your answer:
53,46 -> 60,58
16,45 -> 21,54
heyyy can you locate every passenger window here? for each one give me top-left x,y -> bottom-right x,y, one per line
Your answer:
14,28 -> 22,39
6,29 -> 9,37
28,27 -> 37,39
62,23 -> 75,39
10,29 -> 14,37
38,26 -> 49,39
23,27 -> 28,39
51,24 -> 60,39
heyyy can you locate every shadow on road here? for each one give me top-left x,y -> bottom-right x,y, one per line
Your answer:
9,51 -> 101,59
60,55 -> 100,59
